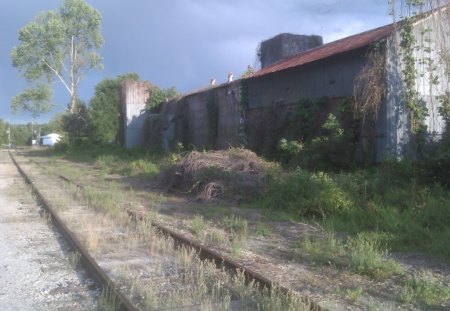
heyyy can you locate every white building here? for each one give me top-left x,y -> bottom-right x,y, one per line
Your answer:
40,133 -> 61,147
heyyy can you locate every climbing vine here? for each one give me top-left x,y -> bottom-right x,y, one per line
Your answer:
399,16 -> 428,133
393,0 -> 450,135
238,81 -> 249,147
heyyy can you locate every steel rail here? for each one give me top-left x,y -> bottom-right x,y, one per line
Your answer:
52,167 -> 327,311
16,152 -> 327,311
9,151 -> 139,311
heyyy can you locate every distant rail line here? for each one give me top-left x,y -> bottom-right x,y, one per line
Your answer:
10,151 -> 326,311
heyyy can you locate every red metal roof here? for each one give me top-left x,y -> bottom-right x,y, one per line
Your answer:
251,23 -> 396,78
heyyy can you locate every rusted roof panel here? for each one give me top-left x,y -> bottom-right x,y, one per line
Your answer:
251,23 -> 396,78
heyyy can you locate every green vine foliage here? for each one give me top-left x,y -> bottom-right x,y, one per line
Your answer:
438,93 -> 450,124
238,81 -> 249,147
400,17 -> 428,133
277,97 -> 360,170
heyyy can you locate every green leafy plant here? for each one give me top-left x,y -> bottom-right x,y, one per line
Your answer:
146,86 -> 178,112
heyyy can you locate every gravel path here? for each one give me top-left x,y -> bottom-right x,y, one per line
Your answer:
0,151 -> 99,311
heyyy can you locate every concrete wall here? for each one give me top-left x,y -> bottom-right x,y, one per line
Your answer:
129,13 -> 449,163
248,49 -> 367,109
121,80 -> 151,148
159,81 -> 241,151
379,12 -> 449,160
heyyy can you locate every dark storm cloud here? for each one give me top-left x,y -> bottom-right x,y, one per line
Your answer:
0,0 -> 392,123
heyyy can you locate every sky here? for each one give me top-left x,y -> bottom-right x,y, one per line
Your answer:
0,0 -> 393,124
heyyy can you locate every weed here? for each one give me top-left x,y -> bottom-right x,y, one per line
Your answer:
190,215 -> 207,238
347,233 -> 402,280
98,287 -> 120,311
253,222 -> 273,237
126,158 -> 159,177
207,227 -> 227,243
399,270 -> 450,307
231,238 -> 245,257
94,154 -> 116,172
297,232 -> 402,280
222,215 -> 248,239
297,233 -> 346,265
344,286 -> 364,302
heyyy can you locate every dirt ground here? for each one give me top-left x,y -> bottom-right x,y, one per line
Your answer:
0,151 -> 99,311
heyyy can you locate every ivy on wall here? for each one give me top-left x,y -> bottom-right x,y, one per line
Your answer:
238,81 -> 249,147
399,16 -> 429,133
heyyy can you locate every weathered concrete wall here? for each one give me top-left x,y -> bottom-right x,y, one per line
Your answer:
131,15 -> 448,163
121,80 -> 151,148
248,49 -> 368,109
154,50 -> 369,156
159,81 -> 241,151
380,12 -> 449,161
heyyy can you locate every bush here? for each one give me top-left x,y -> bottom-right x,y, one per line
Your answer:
279,113 -> 358,171
258,168 -> 353,218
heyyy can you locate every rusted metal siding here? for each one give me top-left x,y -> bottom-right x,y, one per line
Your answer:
121,80 -> 151,148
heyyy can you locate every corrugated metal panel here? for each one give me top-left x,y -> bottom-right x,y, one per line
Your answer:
251,23 -> 395,78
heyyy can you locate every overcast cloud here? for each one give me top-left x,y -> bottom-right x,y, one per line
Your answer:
0,0 -> 392,123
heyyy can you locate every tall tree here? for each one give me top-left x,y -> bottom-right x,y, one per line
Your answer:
0,119 -> 8,145
88,73 -> 140,144
11,0 -> 104,114
11,84 -> 52,118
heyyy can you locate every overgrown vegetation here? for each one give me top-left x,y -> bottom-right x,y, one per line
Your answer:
254,97 -> 359,171
146,85 -> 178,112
297,232 -> 402,280
255,160 -> 450,261
399,270 -> 450,307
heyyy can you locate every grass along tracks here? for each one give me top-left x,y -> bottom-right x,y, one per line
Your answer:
10,151 -> 317,311
14,148 -> 450,310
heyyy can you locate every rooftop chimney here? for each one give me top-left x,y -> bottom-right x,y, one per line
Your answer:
227,73 -> 233,82
258,33 -> 323,68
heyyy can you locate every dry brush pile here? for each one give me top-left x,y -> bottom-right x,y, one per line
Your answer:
158,148 -> 278,202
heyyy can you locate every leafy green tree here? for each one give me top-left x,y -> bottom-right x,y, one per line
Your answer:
88,73 -> 140,144
9,124 -> 30,146
146,86 -> 178,112
11,84 -> 52,118
62,101 -> 90,145
0,119 -> 8,145
11,0 -> 104,114
40,113 -> 65,135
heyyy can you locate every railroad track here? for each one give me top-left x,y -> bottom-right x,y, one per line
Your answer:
9,151 -> 327,311
9,151 -> 137,311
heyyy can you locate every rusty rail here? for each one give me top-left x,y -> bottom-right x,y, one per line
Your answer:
15,153 -> 327,311
9,152 -> 139,311
54,170 -> 326,311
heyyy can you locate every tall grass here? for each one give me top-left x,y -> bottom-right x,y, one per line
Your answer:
255,161 -> 450,261
297,232 -> 402,280
399,270 -> 450,307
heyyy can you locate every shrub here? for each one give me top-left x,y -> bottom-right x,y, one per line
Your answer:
259,168 -> 353,218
